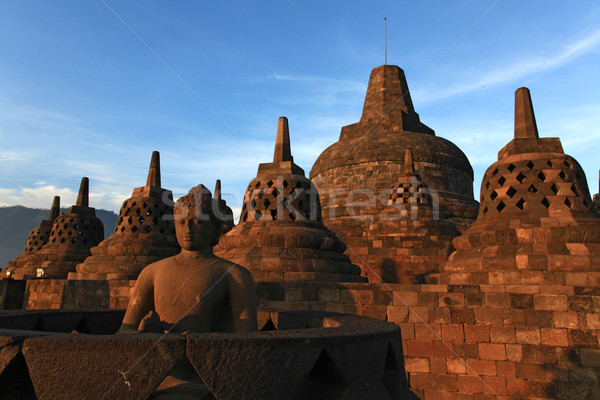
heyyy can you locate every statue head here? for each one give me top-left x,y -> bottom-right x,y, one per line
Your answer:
174,184 -> 223,250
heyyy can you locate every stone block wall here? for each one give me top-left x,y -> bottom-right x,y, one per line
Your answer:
23,279 -> 135,310
256,281 -> 600,400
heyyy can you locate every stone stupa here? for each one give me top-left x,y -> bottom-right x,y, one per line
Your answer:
214,179 -> 235,235
310,65 -> 478,279
364,148 -> 460,283
440,87 -> 600,285
215,117 -> 365,283
17,178 -> 104,279
70,151 -> 179,280
3,196 -> 62,278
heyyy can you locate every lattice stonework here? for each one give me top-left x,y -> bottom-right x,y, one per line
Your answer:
479,155 -> 593,217
240,176 -> 321,223
23,225 -> 53,254
113,199 -> 175,237
388,179 -> 433,207
47,215 -> 104,249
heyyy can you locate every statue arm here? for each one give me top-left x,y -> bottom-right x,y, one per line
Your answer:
228,266 -> 258,332
118,266 -> 156,333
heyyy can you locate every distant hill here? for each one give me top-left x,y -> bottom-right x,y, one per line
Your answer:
0,206 -> 119,268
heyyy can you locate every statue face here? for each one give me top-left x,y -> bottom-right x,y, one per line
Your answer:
174,207 -> 217,251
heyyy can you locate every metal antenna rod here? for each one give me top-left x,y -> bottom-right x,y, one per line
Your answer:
384,17 -> 387,65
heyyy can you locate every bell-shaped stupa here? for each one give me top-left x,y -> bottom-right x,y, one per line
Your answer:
310,65 -> 478,279
3,196 -> 62,278
17,178 -> 104,279
215,117 -> 365,283
71,151 -> 179,280
365,148 -> 460,283
440,88 -> 600,285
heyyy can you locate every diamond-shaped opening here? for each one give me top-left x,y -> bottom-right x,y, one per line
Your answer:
528,184 -> 538,194
550,183 -> 558,195
516,172 -> 526,183
135,209 -> 141,215
254,210 -> 262,220
146,210 -> 152,216
127,216 -> 133,225
67,231 -> 72,236
60,238 -> 65,244
120,226 -> 125,233
564,198 -> 572,208
492,168 -> 499,176
131,226 -> 138,232
507,187 -> 517,198
498,176 -> 506,186
496,201 -> 505,213
571,184 -> 579,196
272,188 -> 279,198
541,197 -> 550,208
507,164 -> 516,172
485,181 -> 490,189
145,225 -> 152,233
526,161 -> 534,169
516,198 -> 526,210
537,171 -> 546,181
547,160 -> 553,167
289,211 -> 297,221
559,170 -> 566,180
263,199 -> 271,208
152,216 -> 159,225
283,180 -> 289,188
131,201 -> 137,207
250,199 -> 257,209
138,216 -> 145,224
142,202 -> 147,208
71,238 -> 77,244
270,209 -> 278,219
490,191 -> 498,201
564,160 -> 570,168
256,189 -> 264,199
254,181 -> 261,188
267,180 -> 274,187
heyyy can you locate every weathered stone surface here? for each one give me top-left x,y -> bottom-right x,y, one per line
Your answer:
71,151 -> 180,280
22,333 -> 185,400
215,117 -> 365,283
440,88 -> 600,285
309,65 -> 478,281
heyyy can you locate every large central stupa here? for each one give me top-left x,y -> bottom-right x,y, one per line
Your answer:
310,65 -> 478,280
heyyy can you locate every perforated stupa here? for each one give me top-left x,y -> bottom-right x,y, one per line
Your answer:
215,117 -> 365,282
3,196 -> 62,278
441,88 -> 600,285
17,178 -> 104,279
365,148 -> 460,283
71,151 -> 179,280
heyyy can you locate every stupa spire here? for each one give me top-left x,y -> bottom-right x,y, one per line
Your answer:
214,179 -> 222,202
49,196 -> 60,222
514,87 -> 539,139
273,117 -> 293,163
76,177 -> 89,208
146,151 -> 161,188
404,148 -> 415,175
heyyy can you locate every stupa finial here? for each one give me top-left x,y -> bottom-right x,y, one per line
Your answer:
514,87 -> 539,139
214,179 -> 222,202
146,151 -> 161,188
49,196 -> 60,221
273,117 -> 293,163
404,148 -> 415,175
76,177 -> 89,208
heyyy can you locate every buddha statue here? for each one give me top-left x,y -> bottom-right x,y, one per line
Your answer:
120,184 -> 257,334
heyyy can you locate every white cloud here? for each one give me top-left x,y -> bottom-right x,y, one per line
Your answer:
413,29 -> 600,103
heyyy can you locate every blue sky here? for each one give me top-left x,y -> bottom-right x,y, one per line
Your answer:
1,1 -> 599,219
